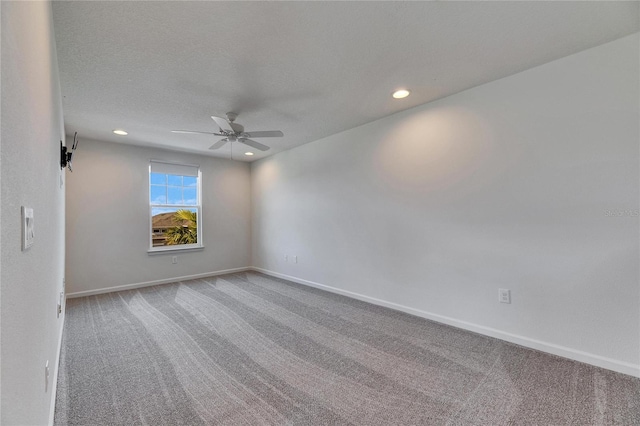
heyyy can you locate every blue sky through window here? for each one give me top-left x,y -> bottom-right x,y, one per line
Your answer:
150,173 -> 198,205
150,173 -> 166,185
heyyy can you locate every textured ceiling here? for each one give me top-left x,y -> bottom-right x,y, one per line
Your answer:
52,1 -> 639,162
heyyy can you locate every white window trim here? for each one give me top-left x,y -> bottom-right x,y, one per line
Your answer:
148,161 -> 203,253
147,246 -> 205,255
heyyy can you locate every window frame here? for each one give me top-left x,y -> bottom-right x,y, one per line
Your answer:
148,160 -> 203,253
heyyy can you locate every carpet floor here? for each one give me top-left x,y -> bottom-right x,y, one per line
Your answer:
55,272 -> 640,425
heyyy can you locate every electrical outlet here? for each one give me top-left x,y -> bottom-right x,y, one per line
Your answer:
498,288 -> 511,304
284,254 -> 288,262
172,256 -> 177,264
294,255 -> 298,263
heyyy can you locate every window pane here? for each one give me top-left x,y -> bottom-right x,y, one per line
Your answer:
151,207 -> 197,247
183,188 -> 197,205
168,174 -> 182,186
183,176 -> 197,187
149,163 -> 201,250
150,185 -> 166,204
150,173 -> 166,185
167,186 -> 182,204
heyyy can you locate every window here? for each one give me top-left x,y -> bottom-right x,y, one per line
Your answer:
149,161 -> 202,251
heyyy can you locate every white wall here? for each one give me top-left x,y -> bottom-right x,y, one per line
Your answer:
1,2 -> 67,424
65,139 -> 251,295
252,34 -> 640,376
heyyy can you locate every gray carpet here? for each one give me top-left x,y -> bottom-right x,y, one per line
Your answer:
55,272 -> 640,425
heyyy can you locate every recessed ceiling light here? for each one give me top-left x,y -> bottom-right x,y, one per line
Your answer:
245,152 -> 254,156
113,129 -> 128,135
392,89 -> 410,99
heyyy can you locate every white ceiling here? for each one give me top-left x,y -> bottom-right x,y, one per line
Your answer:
52,1 -> 639,162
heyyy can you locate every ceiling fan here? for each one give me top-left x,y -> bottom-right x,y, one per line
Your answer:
172,112 -> 283,151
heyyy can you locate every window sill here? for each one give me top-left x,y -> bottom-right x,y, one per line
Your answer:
147,246 -> 205,255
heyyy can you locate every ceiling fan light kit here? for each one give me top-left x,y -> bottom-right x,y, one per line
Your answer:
172,112 -> 283,153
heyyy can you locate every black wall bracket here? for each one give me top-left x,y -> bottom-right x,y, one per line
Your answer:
60,132 -> 78,171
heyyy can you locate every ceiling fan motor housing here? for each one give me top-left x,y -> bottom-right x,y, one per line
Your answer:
229,122 -> 244,134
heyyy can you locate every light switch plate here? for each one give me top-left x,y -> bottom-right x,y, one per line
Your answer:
22,207 -> 34,251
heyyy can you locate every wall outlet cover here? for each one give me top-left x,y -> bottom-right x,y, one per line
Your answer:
499,288 -> 511,304
21,206 -> 34,251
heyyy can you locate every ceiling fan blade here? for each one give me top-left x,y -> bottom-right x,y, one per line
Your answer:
209,138 -> 229,150
172,130 -> 218,135
211,116 -> 233,132
239,138 -> 270,151
242,130 -> 284,138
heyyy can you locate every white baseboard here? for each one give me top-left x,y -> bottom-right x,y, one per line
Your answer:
65,267 -> 250,298
48,310 -> 65,426
251,267 -> 640,379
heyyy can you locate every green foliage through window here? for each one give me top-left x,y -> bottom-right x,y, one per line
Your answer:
164,210 -> 198,245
